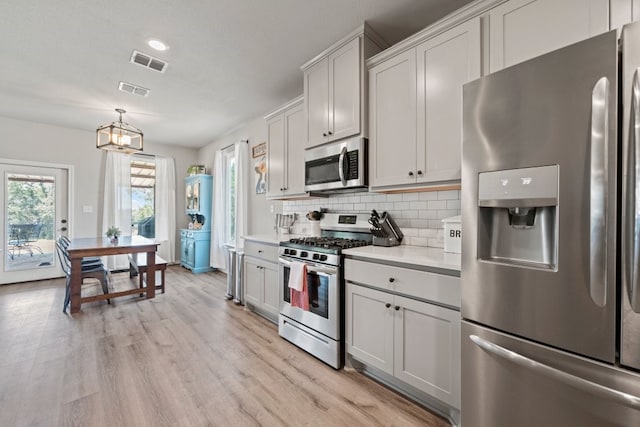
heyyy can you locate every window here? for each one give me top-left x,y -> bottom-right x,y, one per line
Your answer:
222,147 -> 236,244
130,158 -> 155,238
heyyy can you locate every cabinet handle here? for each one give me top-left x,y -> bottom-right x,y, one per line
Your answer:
328,131 -> 333,135
394,305 -> 400,311
417,170 -> 423,175
388,277 -> 395,283
408,171 -> 414,177
385,303 -> 391,308
258,250 -> 263,253
323,132 -> 327,137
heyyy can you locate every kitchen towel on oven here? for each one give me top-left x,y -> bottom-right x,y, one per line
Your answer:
289,261 -> 310,311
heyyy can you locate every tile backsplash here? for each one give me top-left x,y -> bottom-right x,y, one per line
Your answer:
282,189 -> 461,248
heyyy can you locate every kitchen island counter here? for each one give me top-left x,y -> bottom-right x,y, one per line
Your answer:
343,245 -> 460,275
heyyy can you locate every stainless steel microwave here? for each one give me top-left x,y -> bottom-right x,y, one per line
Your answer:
304,138 -> 368,192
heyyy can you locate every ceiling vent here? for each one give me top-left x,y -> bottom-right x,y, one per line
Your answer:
130,50 -> 168,73
118,81 -> 150,97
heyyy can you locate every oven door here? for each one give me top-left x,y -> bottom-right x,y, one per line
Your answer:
278,256 -> 340,340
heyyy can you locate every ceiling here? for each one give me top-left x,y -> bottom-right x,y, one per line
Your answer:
0,0 -> 472,149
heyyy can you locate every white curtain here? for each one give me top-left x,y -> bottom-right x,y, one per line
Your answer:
210,149 -> 226,269
234,141 -> 249,249
210,140 -> 249,270
102,151 -> 132,270
155,157 -> 176,263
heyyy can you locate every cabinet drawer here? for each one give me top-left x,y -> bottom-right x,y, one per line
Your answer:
244,240 -> 278,262
345,259 -> 460,309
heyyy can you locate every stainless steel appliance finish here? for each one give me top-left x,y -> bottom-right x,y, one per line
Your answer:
462,22 -> 640,425
621,19 -> 640,371
278,213 -> 371,369
304,137 -> 367,192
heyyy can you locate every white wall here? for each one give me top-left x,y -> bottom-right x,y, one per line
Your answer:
0,115 -> 198,259
198,116 -> 283,236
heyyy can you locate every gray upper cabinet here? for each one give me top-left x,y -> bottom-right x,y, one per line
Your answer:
302,24 -> 387,148
265,96 -> 306,199
369,17 -> 480,190
488,0 -> 609,73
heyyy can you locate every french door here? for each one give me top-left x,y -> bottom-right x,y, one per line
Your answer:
0,161 -> 69,284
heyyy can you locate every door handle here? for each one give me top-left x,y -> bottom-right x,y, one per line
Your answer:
589,76 -> 609,307
338,145 -> 348,186
626,69 -> 640,312
470,334 -> 640,409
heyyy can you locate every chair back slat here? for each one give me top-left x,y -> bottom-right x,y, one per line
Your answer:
55,239 -> 71,277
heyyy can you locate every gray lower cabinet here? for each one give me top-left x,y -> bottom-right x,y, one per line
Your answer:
243,240 -> 279,323
345,258 -> 461,416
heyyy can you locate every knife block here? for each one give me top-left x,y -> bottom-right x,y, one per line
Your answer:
373,235 -> 401,247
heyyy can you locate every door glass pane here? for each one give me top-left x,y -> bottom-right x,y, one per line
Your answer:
5,173 -> 55,271
282,266 -> 330,318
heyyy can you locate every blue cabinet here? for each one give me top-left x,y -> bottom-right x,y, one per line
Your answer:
180,229 -> 211,273
181,174 -> 213,273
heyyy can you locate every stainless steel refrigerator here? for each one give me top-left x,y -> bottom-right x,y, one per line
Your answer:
461,21 -> 640,426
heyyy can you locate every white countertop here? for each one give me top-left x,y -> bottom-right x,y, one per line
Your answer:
343,245 -> 461,272
242,233 -> 309,246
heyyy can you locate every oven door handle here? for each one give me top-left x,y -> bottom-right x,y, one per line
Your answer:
278,257 -> 338,275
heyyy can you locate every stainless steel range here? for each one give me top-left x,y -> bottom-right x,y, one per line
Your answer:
278,213 -> 371,369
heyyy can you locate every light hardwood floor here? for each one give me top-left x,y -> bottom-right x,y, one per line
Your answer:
0,266 -> 450,426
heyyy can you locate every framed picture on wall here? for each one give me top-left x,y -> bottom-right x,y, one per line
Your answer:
252,142 -> 266,158
254,155 -> 267,194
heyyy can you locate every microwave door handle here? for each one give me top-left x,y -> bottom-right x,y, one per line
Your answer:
589,76 -> 609,308
470,335 -> 640,409
627,69 -> 640,312
338,146 -> 348,186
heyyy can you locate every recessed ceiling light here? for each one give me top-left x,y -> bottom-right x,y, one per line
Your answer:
147,39 -> 168,51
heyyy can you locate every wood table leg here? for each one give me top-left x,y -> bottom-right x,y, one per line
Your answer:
146,250 -> 156,299
70,257 -> 83,313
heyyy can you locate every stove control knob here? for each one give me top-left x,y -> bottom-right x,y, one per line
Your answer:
312,253 -> 319,260
284,249 -> 290,255
319,255 -> 328,261
300,251 -> 308,258
290,250 -> 297,256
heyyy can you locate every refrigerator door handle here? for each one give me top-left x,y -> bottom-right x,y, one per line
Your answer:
589,76 -> 609,308
470,334 -> 640,409
627,69 -> 640,312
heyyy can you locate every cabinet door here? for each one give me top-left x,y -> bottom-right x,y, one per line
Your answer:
244,257 -> 263,307
180,236 -> 187,264
305,58 -> 330,147
369,49 -> 417,188
394,295 -> 461,409
329,37 -> 361,142
283,103 -> 306,197
186,239 -> 195,267
266,114 -> 285,198
262,263 -> 280,317
346,283 -> 394,375
611,0 -> 640,29
417,17 -> 480,184
489,0 -> 609,73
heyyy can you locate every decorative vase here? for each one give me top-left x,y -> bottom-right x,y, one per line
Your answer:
110,236 -> 118,244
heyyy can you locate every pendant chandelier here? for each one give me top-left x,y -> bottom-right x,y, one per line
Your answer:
96,108 -> 144,154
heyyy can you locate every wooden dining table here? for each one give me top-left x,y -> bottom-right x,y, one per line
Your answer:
67,236 -> 159,314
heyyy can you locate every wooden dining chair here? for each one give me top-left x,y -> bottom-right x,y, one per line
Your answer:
56,239 -> 111,313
